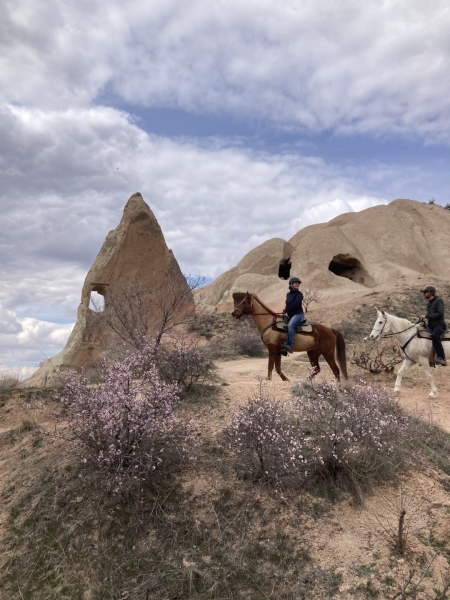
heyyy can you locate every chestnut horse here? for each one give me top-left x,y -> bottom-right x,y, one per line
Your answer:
232,292 -> 347,382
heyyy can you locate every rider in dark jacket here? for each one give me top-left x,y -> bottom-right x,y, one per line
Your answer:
281,277 -> 305,353
420,285 -> 447,366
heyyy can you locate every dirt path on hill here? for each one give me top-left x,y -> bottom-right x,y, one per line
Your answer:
216,354 -> 450,432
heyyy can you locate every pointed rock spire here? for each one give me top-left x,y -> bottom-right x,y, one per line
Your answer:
24,193 -> 190,387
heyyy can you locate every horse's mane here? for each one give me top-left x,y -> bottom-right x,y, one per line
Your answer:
384,312 -> 415,328
251,294 -> 279,316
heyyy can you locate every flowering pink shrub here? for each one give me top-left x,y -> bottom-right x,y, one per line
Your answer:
59,345 -> 197,492
293,381 -> 410,495
226,395 -> 307,481
227,382 -> 409,497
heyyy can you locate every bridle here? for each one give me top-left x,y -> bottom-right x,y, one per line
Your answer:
233,296 -> 282,318
372,315 -> 421,340
372,314 -> 423,359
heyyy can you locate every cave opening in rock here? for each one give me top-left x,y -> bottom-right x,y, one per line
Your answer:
278,258 -> 292,280
89,285 -> 106,312
328,254 -> 375,287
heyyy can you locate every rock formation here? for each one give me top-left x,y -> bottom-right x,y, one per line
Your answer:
200,199 -> 450,312
24,193 -> 191,387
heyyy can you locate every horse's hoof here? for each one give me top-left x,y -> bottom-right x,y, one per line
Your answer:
428,392 -> 438,399
394,389 -> 401,397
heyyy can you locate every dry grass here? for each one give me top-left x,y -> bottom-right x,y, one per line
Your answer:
2,340 -> 450,599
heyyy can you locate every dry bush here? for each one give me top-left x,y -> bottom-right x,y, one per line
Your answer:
234,327 -> 266,357
0,374 -> 20,390
205,336 -> 238,360
351,339 -> 403,374
156,337 -> 217,391
91,274 -> 207,350
392,556 -> 450,600
368,484 -> 428,555
0,368 -> 26,390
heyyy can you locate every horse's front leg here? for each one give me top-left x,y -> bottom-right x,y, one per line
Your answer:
394,358 -> 414,395
417,356 -> 438,398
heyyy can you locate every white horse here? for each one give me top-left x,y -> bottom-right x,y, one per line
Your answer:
369,309 -> 443,398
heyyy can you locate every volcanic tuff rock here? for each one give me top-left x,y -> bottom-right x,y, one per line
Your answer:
200,199 -> 450,312
24,193 -> 190,387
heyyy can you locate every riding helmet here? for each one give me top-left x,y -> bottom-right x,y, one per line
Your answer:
289,276 -> 302,291
421,285 -> 436,295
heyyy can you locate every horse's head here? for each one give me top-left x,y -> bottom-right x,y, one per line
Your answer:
231,292 -> 253,319
369,308 -> 390,340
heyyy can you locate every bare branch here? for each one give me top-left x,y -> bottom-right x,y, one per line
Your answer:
91,277 -> 195,350
351,339 -> 403,374
302,287 -> 323,312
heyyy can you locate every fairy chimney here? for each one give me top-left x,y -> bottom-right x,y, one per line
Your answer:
23,193 -> 191,387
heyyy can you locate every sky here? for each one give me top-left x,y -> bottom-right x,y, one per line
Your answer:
1,0 -> 450,373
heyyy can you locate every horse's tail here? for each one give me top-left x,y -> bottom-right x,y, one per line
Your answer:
332,328 -> 348,380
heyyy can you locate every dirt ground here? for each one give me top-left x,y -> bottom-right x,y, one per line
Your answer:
216,354 -> 450,430
1,353 -> 450,598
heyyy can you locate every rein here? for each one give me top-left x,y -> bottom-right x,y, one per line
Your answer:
381,322 -> 419,338
234,299 -> 283,340
379,319 -> 423,360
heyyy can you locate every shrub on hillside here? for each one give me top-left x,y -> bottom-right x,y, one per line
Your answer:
59,345 -> 197,493
156,337 -> 217,391
226,395 -> 306,481
227,381 -> 409,500
0,368 -> 25,390
293,381 -> 409,498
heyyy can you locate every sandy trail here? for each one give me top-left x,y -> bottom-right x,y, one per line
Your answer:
217,354 -> 450,431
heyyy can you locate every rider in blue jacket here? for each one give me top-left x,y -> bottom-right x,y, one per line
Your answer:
281,277 -> 305,353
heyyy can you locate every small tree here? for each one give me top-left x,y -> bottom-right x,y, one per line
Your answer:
91,274 -> 208,349
302,287 -> 323,312
226,381 -> 410,499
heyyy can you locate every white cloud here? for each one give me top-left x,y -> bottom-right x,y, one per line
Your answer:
2,0 -> 450,141
0,303 -> 74,370
0,305 -> 22,334
0,105 -> 394,297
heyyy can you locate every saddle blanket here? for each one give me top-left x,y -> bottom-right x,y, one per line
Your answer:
272,318 -> 314,334
417,325 -> 450,341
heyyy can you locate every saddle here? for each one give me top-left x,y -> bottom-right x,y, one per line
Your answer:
272,317 -> 314,334
416,323 -> 450,368
416,323 -> 450,341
